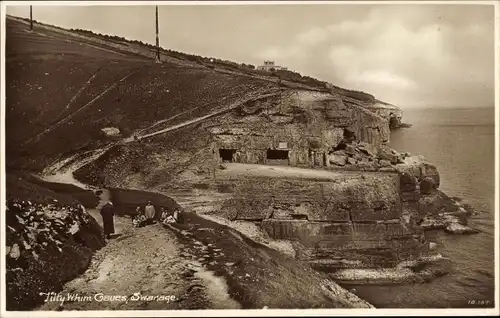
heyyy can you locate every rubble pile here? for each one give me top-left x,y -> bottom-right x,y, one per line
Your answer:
5,199 -> 105,310
328,142 -> 408,169
6,200 -> 103,259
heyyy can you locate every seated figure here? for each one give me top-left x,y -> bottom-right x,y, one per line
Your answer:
133,206 -> 147,228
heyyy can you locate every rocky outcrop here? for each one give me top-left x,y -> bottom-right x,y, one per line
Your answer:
444,222 -> 480,235
419,177 -> 436,195
211,168 -> 427,270
327,141 -> 408,170
394,155 -> 440,188
330,254 -> 452,285
101,127 -> 121,137
342,99 -> 406,131
5,199 -> 105,310
393,156 -> 479,237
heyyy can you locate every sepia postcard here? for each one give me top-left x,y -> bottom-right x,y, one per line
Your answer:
0,1 -> 498,316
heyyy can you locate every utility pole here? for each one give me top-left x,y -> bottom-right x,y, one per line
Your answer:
155,5 -> 161,63
277,75 -> 282,114
29,5 -> 33,31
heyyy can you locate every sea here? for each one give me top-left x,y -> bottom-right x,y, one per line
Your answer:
352,107 -> 497,308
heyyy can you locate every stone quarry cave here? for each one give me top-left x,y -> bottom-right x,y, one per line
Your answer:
266,149 -> 289,161
219,149 -> 236,162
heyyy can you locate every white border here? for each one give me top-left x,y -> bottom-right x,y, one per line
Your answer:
0,0 -> 499,5
1,0 -> 7,315
0,1 -> 498,317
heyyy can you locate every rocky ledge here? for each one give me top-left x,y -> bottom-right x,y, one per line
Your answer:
330,253 -> 451,285
416,192 -> 480,235
5,199 -> 105,310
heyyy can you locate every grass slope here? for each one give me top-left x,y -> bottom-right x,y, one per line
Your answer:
6,17 -> 275,172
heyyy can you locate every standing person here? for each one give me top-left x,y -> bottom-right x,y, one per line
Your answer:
173,208 -> 184,224
173,209 -> 179,223
144,201 -> 156,224
177,208 -> 184,224
100,201 -> 115,239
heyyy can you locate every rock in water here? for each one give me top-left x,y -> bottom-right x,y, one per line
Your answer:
429,242 -> 437,250
420,177 -> 436,194
444,222 -> 480,235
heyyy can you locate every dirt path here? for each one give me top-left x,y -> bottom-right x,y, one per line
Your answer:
124,91 -> 280,143
38,158 -> 241,310
62,68 -> 102,111
218,162 -> 397,180
37,218 -> 221,310
134,91 -> 245,136
37,207 -> 241,310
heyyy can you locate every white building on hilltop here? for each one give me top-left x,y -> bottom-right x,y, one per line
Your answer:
257,60 -> 288,71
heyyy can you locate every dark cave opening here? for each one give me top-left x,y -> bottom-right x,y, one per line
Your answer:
266,149 -> 289,160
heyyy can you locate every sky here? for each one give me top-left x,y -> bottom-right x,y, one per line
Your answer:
5,2 -> 496,109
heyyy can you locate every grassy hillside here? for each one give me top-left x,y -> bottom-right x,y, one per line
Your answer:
6,15 -> 395,174
17,16 -> 379,99
6,17 -> 276,171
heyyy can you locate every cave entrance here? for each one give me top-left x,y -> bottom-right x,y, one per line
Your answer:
267,149 -> 289,160
331,128 -> 356,152
291,214 -> 309,220
219,149 -> 237,163
266,149 -> 289,165
343,128 -> 356,140
389,116 -> 400,129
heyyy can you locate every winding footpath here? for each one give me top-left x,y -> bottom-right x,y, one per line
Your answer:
38,153 -> 240,310
33,89 -> 300,311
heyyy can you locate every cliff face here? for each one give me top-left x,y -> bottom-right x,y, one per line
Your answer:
74,86 -> 395,186
337,92 -> 404,131
208,89 -> 391,168
366,103 -> 404,130
214,169 -> 426,269
72,86 -> 444,271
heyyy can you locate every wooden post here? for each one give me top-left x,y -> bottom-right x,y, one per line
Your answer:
155,6 -> 161,62
277,76 -> 282,114
30,6 -> 33,30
